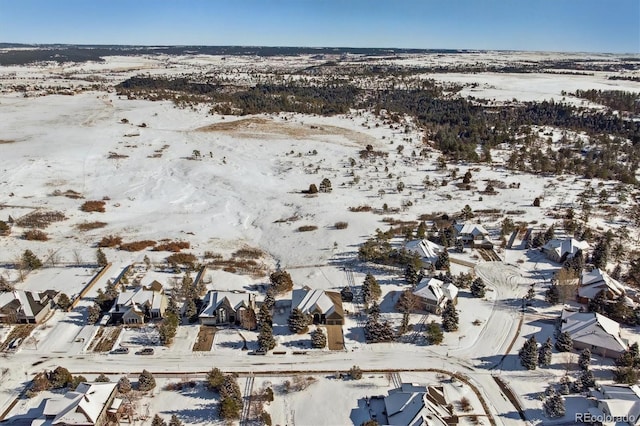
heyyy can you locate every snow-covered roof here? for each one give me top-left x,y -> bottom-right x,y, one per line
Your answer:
599,385 -> 640,401
579,269 -> 626,300
0,290 -> 51,319
453,223 -> 488,237
561,310 -> 627,354
405,239 -> 443,263
292,288 -> 336,316
115,288 -> 164,311
42,382 -> 117,425
543,238 -> 589,259
413,278 -> 458,304
199,290 -> 254,317
384,384 -> 451,426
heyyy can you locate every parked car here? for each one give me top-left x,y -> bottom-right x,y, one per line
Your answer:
110,347 -> 129,354
136,347 -> 154,355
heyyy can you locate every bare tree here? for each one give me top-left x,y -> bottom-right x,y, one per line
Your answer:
72,249 -> 83,267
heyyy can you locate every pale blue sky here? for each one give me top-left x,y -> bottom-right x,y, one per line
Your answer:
0,0 -> 638,53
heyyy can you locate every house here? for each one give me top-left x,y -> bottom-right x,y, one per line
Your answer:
33,381 -> 118,426
542,238 -> 589,263
381,383 -> 459,425
0,290 -> 59,324
577,268 -> 626,304
291,287 -> 344,325
587,385 -> 640,425
412,277 -> 459,314
110,285 -> 167,324
405,239 -> 444,268
199,290 -> 256,329
560,309 -> 628,358
453,223 -> 492,248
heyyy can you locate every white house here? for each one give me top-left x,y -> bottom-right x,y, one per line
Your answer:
560,309 -> 628,358
453,223 -> 492,248
382,383 -> 458,425
542,238 -> 589,263
33,382 -> 118,426
0,290 -> 59,324
405,239 -> 444,268
412,277 -> 458,314
199,290 -> 256,329
588,385 -> 640,426
110,285 -> 167,324
291,287 -> 344,325
578,268 -> 626,303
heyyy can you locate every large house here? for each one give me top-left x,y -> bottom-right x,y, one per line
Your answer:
199,290 -> 256,329
0,290 -> 59,324
405,239 -> 444,268
109,284 -> 167,324
33,382 -> 118,426
453,223 -> 492,248
560,309 -> 628,358
381,383 -> 459,426
291,287 -> 344,326
542,238 -> 589,263
588,385 -> 640,426
577,268 -> 626,304
412,277 -> 458,314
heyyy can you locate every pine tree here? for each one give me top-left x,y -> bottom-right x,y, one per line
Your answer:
311,327 -> 327,349
454,238 -> 464,253
426,321 -> 443,345
117,376 -> 132,393
96,248 -> 108,267
138,370 -> 156,391
168,415 -> 183,426
270,270 -> 293,294
435,250 -> 450,271
57,293 -> 71,310
257,322 -> 276,350
416,222 -> 427,239
319,178 -> 332,193
48,366 -> 72,389
151,415 -> 167,426
95,373 -> 110,382
206,368 -> 225,391
22,249 -> 42,270
578,369 -> 596,389
545,285 -> 560,304
592,238 -> 610,269
362,274 -> 381,305
441,300 -> 458,332
558,376 -> 571,395
288,308 -> 311,334
543,393 -> 565,418
184,299 -> 197,322
518,336 -> 538,370
578,348 -> 591,371
538,337 -> 553,367
404,263 -> 420,286
555,331 -> 573,352
470,277 -> 486,298
87,303 -> 102,324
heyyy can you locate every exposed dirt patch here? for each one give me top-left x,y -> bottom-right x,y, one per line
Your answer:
89,326 -> 123,352
325,325 -> 344,351
0,140 -> 15,144
196,117 -> 375,146
193,325 -> 216,351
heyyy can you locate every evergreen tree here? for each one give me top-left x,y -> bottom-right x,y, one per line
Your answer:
270,270 -> 293,294
159,312 -> 179,345
168,415 -> 183,426
96,248 -> 108,267
519,336 -> 538,370
543,393 -> 566,418
454,238 -> 464,253
441,300 -> 458,332
48,366 -> 72,389
577,369 -> 596,389
184,299 -> 198,322
426,321 -> 443,345
288,308 -> 311,334
138,370 -> 156,391
588,290 -> 608,315
470,277 -> 486,298
364,307 -> 394,343
578,348 -> 591,371
57,293 -> 71,310
311,327 -> 327,349
257,322 -> 276,350
257,302 -> 273,327
319,178 -> 332,193
453,273 -> 472,289
435,250 -> 450,271
558,376 -> 571,395
538,337 -> 553,367
22,249 -> 42,270
95,373 -> 110,382
555,331 -> 573,352
416,222 -> 427,239
545,285 -> 560,304
404,263 -> 420,286
87,303 -> 102,324
362,273 -> 381,305
592,238 -> 610,269
206,368 -> 225,391
117,376 -> 132,393
151,414 -> 167,426
219,375 -> 242,420
166,293 -> 180,317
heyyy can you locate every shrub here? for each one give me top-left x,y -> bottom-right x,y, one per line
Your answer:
138,370 -> 156,391
166,252 -> 198,267
0,220 -> 9,235
119,240 -> 156,251
49,366 -> 72,389
307,184 -> 318,194
31,372 -> 52,392
98,235 -> 122,247
349,365 -> 363,380
22,229 -> 48,241
117,376 -> 132,393
76,221 -> 107,231
334,221 -> 348,229
349,205 -> 372,212
153,241 -> 190,252
297,225 -> 318,232
533,197 -> 541,207
57,293 -> 72,310
270,270 -> 293,294
80,200 -> 106,213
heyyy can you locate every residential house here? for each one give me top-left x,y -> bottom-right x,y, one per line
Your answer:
291,287 -> 344,325
405,239 -> 444,268
381,383 -> 459,425
453,223 -> 492,248
413,277 -> 459,314
0,290 -> 59,324
542,238 -> 589,263
588,385 -> 640,426
577,268 -> 626,304
560,309 -> 628,358
199,290 -> 256,329
32,381 -> 118,426
109,284 -> 167,324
